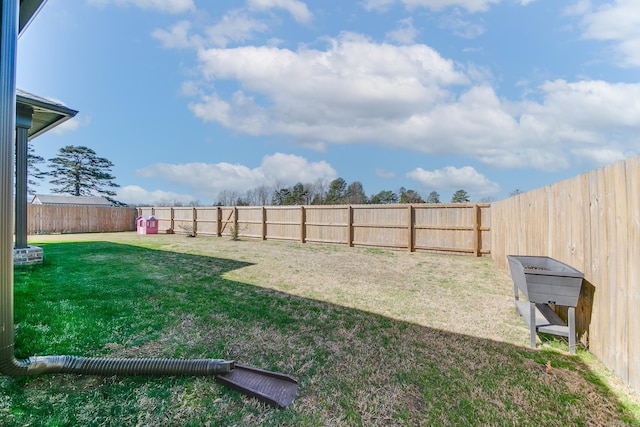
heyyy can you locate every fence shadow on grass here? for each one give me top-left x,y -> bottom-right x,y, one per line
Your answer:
4,240 -> 638,426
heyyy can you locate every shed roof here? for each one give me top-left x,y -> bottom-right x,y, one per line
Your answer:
32,194 -> 113,206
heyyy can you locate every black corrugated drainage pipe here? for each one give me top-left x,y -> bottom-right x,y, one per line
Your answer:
1,3 -> 297,408
0,352 -> 234,377
0,0 -> 232,380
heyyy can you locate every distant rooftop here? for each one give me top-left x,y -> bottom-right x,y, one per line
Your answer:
31,194 -> 113,206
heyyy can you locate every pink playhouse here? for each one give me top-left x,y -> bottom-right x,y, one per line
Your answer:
136,216 -> 158,235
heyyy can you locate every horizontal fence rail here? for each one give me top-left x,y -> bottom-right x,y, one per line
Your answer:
27,205 -> 138,234
138,204 -> 491,256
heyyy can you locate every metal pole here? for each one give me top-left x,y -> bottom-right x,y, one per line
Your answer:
15,105 -> 32,249
0,0 -> 19,366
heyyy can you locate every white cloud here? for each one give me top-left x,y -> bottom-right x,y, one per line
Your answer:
362,0 -> 500,13
192,32 -> 468,137
189,92 -> 268,135
439,9 -> 485,39
578,0 -> 640,67
135,153 -> 337,199
152,20 -> 200,49
533,79 -> 640,129
87,0 -> 194,14
205,10 -> 269,48
375,169 -> 396,178
51,115 -> 91,135
181,30 -> 640,172
564,0 -> 591,16
406,165 -> 500,197
260,153 -> 338,183
247,0 -> 313,24
191,29 -> 640,171
117,185 -> 197,205
361,0 -> 396,12
386,17 -> 420,44
152,11 -> 269,49
570,147 -> 628,165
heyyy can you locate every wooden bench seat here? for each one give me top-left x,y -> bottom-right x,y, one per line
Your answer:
515,300 -> 576,354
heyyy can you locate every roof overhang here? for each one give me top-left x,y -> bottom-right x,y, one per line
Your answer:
19,0 -> 48,36
16,89 -> 78,139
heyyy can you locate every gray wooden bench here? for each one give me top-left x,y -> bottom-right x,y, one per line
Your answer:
515,298 -> 576,354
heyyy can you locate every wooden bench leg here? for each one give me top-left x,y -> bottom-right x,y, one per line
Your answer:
568,306 -> 576,354
529,302 -> 537,349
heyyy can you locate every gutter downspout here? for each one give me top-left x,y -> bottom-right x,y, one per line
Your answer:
0,0 -> 23,374
0,0 -> 233,378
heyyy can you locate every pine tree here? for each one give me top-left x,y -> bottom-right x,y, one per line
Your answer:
325,178 -> 347,205
399,187 -> 424,203
426,191 -> 440,204
369,190 -> 398,204
26,144 -> 46,195
451,189 -> 470,203
47,145 -> 120,201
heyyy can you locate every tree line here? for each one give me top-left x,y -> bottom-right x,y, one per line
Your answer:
27,145 -> 475,207
207,178 -> 471,207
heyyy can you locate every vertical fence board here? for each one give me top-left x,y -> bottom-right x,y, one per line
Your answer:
626,156 -> 640,390
612,161 -> 628,381
602,165 -> 617,377
588,168 -> 605,361
576,172 -> 593,345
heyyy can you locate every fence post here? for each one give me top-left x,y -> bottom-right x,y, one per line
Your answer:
233,207 -> 238,237
170,207 -> 175,234
473,204 -> 480,257
261,207 -> 267,240
216,207 -> 222,237
192,207 -> 198,237
300,206 -> 306,243
347,205 -> 354,247
408,205 -> 415,252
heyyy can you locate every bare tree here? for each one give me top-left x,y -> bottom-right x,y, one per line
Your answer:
302,183 -> 315,205
346,181 -> 367,204
217,190 -> 239,206
309,178 -> 329,205
255,185 -> 272,206
243,188 -> 259,206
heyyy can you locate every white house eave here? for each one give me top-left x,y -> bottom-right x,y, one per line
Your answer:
16,89 -> 78,139
19,0 -> 48,36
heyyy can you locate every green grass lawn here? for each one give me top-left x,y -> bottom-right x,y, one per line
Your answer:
2,233 -> 639,426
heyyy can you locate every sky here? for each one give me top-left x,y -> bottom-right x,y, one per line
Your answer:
16,0 -> 640,205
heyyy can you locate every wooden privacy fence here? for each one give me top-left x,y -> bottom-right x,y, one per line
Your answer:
27,205 -> 138,234
491,155 -> 640,393
138,204 -> 491,256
